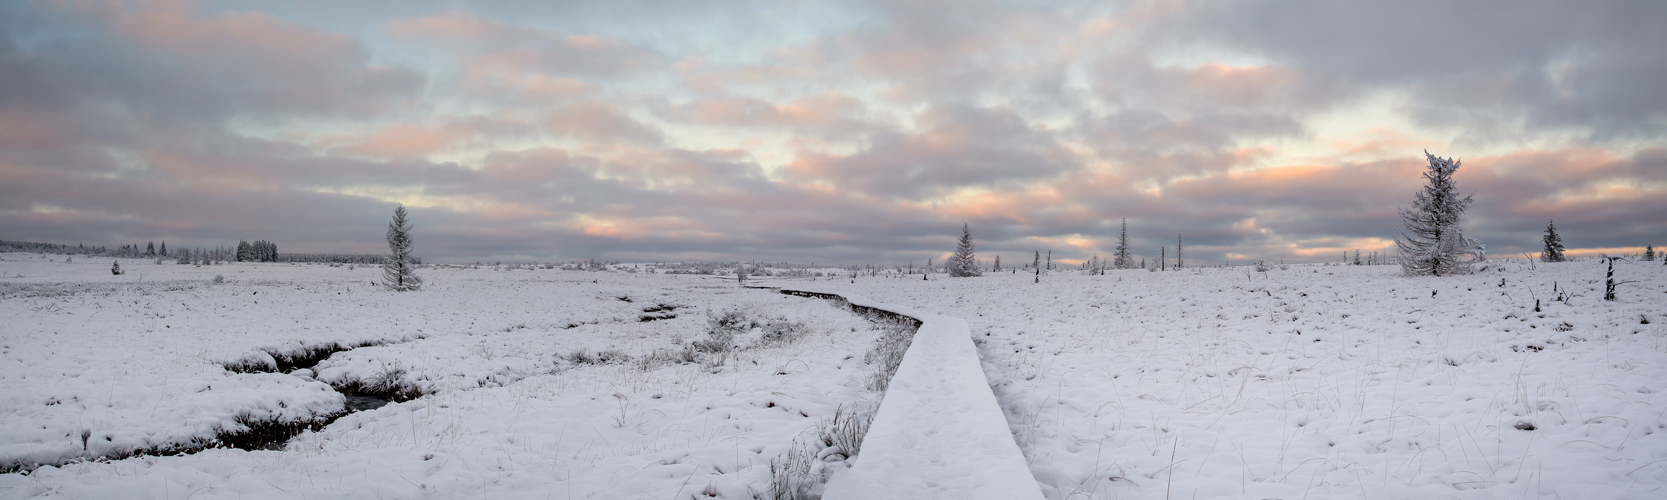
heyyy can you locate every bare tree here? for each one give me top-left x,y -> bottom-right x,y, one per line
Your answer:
383,205 -> 423,291
1603,256 -> 1638,301
1175,234 -> 1183,270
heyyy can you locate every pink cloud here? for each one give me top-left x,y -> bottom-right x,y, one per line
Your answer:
314,117 -> 536,160
658,92 -> 889,140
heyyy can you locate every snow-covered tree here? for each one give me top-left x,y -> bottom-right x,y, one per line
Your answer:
993,255 -> 1001,272
111,260 -> 121,275
1540,220 -> 1566,263
949,224 -> 981,277
383,205 -> 422,291
1113,218 -> 1133,269
1396,151 -> 1484,276
1645,245 -> 1656,261
159,241 -> 167,256
145,242 -> 155,257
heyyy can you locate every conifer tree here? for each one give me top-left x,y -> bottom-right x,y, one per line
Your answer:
383,205 -> 423,291
1396,151 -> 1484,276
146,242 -> 155,257
1645,245 -> 1656,261
159,241 -> 167,256
949,224 -> 981,277
1113,218 -> 1133,269
993,255 -> 1001,272
1540,220 -> 1566,263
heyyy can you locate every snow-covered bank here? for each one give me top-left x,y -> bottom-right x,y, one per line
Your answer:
0,255 -> 892,498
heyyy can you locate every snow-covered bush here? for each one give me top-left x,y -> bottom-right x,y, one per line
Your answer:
567,349 -> 631,365
696,309 -> 749,352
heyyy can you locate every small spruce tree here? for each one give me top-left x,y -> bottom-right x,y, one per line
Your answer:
1644,245 -> 1656,261
1540,220 -> 1566,263
383,205 -> 423,291
949,224 -> 981,277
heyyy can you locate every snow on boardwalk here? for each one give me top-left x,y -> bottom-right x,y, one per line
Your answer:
785,288 -> 1044,500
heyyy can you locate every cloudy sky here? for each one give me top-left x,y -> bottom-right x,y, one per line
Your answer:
2,0 -> 1663,265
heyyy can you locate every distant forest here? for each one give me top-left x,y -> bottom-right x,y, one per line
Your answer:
0,239 -> 408,265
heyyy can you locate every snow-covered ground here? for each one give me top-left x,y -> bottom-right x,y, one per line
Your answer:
0,255 -> 892,498
802,260 -> 1667,499
3,253 -> 1665,499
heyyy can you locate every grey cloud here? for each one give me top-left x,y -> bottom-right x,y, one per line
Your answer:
785,104 -> 1080,199
544,103 -> 666,146
1170,0 -> 1667,138
387,11 -> 664,79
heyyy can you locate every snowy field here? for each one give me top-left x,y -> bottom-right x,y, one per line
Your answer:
0,254 -> 896,498
801,259 -> 1667,499
2,253 -> 1665,499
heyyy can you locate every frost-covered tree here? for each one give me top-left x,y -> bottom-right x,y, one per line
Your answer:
383,205 -> 422,291
159,241 -> 167,256
1396,151 -> 1484,276
1113,218 -> 1133,269
110,260 -> 121,275
236,241 -> 252,262
1645,245 -> 1656,261
145,242 -> 155,257
949,224 -> 981,277
1540,220 -> 1565,263
993,255 -> 1001,272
